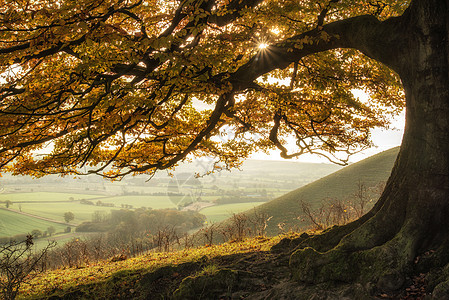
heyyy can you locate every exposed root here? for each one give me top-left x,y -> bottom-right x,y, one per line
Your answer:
271,212 -> 375,254
288,217 -> 433,293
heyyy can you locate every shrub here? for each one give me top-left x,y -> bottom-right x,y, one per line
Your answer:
0,235 -> 56,300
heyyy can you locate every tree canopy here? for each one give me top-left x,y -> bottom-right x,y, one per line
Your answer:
0,0 -> 407,178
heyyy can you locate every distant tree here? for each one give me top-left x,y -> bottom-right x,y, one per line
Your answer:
68,197 -> 75,201
47,226 -> 56,237
0,235 -> 56,300
30,230 -> 42,238
64,212 -> 75,224
92,211 -> 107,223
4,200 -> 12,208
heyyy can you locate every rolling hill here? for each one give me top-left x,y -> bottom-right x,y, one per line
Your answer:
245,147 -> 400,235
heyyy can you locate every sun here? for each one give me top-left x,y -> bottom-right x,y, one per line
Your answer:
258,42 -> 269,50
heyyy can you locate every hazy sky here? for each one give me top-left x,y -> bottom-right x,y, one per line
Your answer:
251,112 -> 405,164
250,86 -> 406,164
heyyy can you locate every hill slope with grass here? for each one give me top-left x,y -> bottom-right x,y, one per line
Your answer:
17,232 -> 424,299
250,147 -> 399,235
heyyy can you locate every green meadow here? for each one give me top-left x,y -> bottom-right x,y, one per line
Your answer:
0,192 -> 100,202
0,159 -> 341,239
95,195 -> 177,210
200,202 -> 266,223
9,202 -> 113,225
0,209 -> 67,238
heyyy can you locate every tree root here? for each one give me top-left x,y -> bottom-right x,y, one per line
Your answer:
288,217 -> 436,293
271,212 -> 375,254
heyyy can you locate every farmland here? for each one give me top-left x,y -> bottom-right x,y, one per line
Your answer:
0,192 -> 99,203
0,159 -> 341,240
0,209 -> 67,238
199,202 -> 266,223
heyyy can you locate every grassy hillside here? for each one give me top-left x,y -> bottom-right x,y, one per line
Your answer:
15,229 -> 424,299
18,234 -> 295,299
249,147 -> 399,235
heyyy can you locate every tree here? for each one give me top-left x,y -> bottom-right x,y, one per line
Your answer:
4,200 -> 11,209
30,229 -> 42,238
47,226 -> 55,237
0,0 -> 448,296
0,235 -> 56,300
63,212 -> 75,224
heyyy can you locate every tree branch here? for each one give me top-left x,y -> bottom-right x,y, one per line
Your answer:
228,14 -> 405,91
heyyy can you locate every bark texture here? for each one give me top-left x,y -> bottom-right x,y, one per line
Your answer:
287,0 -> 449,295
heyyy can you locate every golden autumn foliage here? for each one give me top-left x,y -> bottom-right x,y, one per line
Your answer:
0,0 -> 408,178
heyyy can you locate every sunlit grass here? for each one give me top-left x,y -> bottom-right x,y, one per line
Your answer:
18,233 -> 300,299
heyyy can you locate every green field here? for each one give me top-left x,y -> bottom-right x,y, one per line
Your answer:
12,196 -> 176,224
0,192 -> 100,203
96,195 -> 177,209
0,159 -> 341,240
0,209 -> 68,238
1,194 -> 177,225
11,203 -> 113,224
200,202 -> 266,223
102,185 -> 169,195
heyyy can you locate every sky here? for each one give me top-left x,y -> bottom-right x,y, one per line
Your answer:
250,105 -> 405,164
245,81 -> 406,164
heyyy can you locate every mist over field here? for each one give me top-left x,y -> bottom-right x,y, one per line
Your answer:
0,159 -> 341,243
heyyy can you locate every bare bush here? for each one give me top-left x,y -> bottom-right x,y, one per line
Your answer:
0,235 -> 56,300
202,223 -> 218,246
179,232 -> 196,250
300,199 -> 330,230
351,180 -> 370,218
299,181 -> 385,231
248,208 -> 272,237
229,213 -> 250,242
217,213 -> 249,243
300,197 -> 353,230
219,224 -> 233,243
152,226 -> 179,252
60,239 -> 85,268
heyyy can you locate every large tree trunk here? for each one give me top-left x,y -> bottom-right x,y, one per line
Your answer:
287,0 -> 449,295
